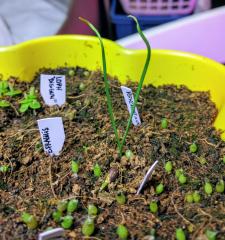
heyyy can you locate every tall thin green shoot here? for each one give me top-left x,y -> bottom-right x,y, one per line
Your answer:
119,15 -> 151,153
79,17 -> 121,152
79,16 -> 151,156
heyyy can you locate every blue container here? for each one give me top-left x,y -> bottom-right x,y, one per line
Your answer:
110,0 -> 187,39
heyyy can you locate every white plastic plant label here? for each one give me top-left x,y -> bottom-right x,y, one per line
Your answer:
38,228 -> 64,240
40,74 -> 66,106
37,117 -> 65,156
121,86 -> 141,126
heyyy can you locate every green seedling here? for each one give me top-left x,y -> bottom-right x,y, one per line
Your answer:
93,163 -> 102,178
61,215 -> 73,229
0,165 -> 10,173
83,70 -> 90,77
116,192 -> 126,205
155,183 -> 164,195
117,224 -> 129,240
204,181 -> 213,195
21,212 -> 38,230
0,100 -> 10,108
79,82 -> 85,91
88,204 -> 98,216
189,143 -> 198,153
79,16 -> 151,156
57,200 -> 68,212
165,161 -> 172,173
161,118 -> 168,129
82,217 -> 95,236
178,174 -> 187,185
149,201 -> 158,213
192,191 -> 201,203
175,168 -> 183,178
185,193 -> 193,203
67,199 -> 78,214
205,229 -> 217,240
176,228 -> 186,240
71,160 -> 79,174
215,179 -> 224,193
5,84 -> 21,97
125,149 -> 133,159
68,69 -> 75,77
19,87 -> 41,113
52,210 -> 62,223
0,81 -> 9,96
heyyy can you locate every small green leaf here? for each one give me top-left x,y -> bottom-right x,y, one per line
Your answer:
19,103 -> 30,113
5,89 -> 22,97
0,100 -> 10,107
30,100 -> 41,109
0,81 -> 9,96
205,229 -> 217,240
29,87 -> 36,97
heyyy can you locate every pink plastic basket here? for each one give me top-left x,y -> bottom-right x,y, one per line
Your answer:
119,0 -> 197,16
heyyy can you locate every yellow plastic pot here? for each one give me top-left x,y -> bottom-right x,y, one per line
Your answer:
1,35 -> 225,138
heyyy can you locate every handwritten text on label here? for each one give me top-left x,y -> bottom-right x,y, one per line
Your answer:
121,86 -> 141,126
37,117 -> 65,156
40,74 -> 65,106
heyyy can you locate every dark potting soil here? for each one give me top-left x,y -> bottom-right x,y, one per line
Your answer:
0,67 -> 224,240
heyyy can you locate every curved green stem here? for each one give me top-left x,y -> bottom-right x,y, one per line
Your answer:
119,15 -> 151,154
79,17 -> 121,153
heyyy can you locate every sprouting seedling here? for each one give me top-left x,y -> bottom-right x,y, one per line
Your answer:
71,160 -> 79,174
161,118 -> 168,129
0,81 -> 9,96
155,183 -> 164,195
82,217 -> 95,237
19,87 -> 41,113
215,179 -> 224,193
185,193 -> 193,203
67,199 -> 78,214
149,201 -> 158,213
88,204 -> 98,216
57,200 -> 68,213
79,16 -> 151,156
93,163 -> 102,178
189,142 -> 198,153
21,212 -> 38,230
61,215 -> 73,229
175,228 -> 186,240
204,181 -> 213,195
0,100 -> 11,108
116,224 -> 129,240
178,173 -> 187,185
52,210 -> 62,223
165,161 -> 172,173
192,191 -> 201,203
5,84 -> 22,97
125,149 -> 133,159
205,229 -> 217,240
116,192 -> 126,205
0,165 -> 10,173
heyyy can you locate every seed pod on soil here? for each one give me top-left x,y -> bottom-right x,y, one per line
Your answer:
100,166 -> 119,191
109,167 -> 119,182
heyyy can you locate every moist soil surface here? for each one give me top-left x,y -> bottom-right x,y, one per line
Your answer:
0,67 -> 224,240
